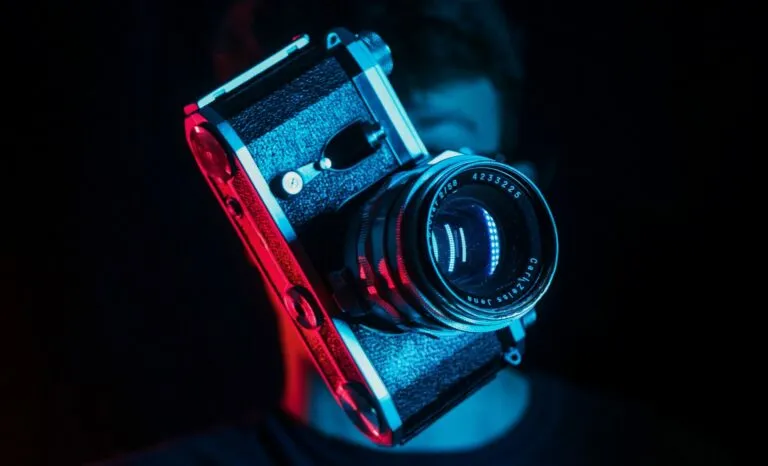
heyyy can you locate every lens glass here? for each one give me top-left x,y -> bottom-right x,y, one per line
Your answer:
426,170 -> 543,305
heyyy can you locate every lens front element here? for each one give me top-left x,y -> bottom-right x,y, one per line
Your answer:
425,167 -> 551,317
351,155 -> 558,333
429,182 -> 539,301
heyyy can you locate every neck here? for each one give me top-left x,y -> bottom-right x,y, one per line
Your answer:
280,352 -> 528,450
276,311 -> 530,452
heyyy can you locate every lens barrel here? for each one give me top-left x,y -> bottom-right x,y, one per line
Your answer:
351,154 -> 558,333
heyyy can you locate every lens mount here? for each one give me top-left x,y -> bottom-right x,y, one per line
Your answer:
350,154 -> 558,333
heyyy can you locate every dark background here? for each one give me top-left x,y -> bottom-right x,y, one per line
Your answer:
26,0 -> 756,464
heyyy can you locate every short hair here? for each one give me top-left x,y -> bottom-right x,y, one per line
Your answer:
349,0 -> 526,155
240,0 -> 526,152
249,0 -> 524,103
350,0 -> 524,102
356,1 -> 526,156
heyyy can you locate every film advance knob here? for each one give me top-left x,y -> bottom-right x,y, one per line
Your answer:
188,125 -> 234,182
358,31 -> 393,76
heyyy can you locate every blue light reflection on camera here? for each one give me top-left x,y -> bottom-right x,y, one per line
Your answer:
482,208 -> 500,275
200,106 -> 298,242
334,318 -> 404,435
197,35 -> 311,108
346,40 -> 427,163
445,224 -> 456,273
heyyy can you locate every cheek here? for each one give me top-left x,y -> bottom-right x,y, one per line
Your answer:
417,124 -> 479,152
467,104 -> 502,152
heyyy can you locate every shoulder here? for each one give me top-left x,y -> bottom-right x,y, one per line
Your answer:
102,425 -> 275,466
527,372 -> 733,466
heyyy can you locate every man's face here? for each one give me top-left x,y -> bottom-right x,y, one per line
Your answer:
405,77 -> 502,155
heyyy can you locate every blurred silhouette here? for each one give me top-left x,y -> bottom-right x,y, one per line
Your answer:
105,1 -> 731,464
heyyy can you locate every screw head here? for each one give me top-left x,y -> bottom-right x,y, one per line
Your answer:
280,171 -> 304,196
317,157 -> 333,170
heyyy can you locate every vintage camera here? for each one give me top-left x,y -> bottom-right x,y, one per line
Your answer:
183,29 -> 558,446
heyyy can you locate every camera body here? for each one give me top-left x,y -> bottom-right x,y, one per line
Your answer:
183,29 -> 557,445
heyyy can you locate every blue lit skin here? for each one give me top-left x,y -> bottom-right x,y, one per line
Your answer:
290,78 -> 533,451
408,78 -> 503,156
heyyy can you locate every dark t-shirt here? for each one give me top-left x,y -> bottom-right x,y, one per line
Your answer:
110,373 -> 730,465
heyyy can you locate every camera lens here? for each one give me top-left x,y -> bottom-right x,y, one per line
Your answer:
428,184 -> 538,299
417,164 -> 555,326
351,154 -> 557,333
